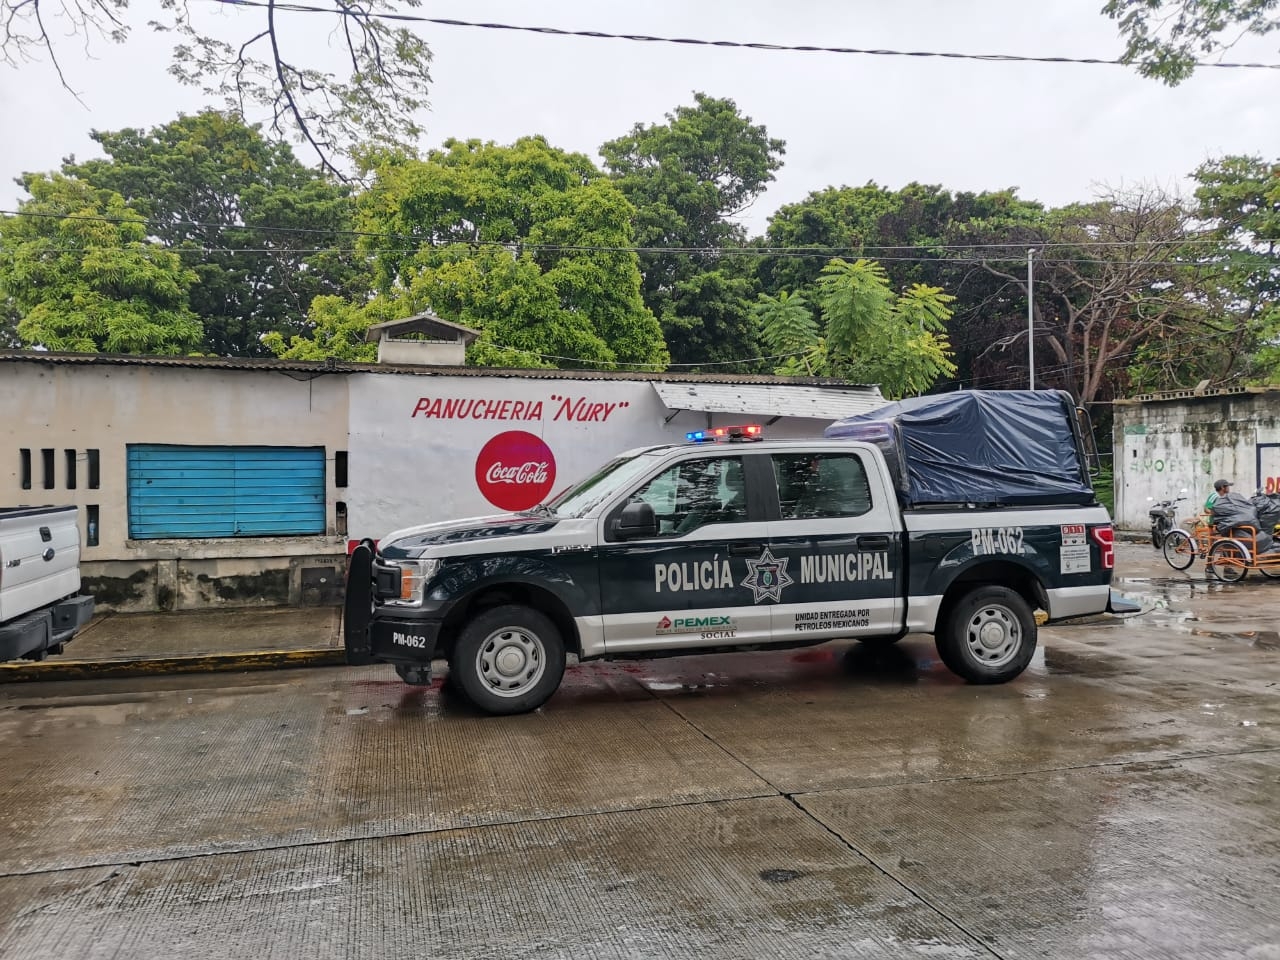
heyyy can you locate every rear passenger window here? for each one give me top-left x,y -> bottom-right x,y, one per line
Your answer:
772,453 -> 872,519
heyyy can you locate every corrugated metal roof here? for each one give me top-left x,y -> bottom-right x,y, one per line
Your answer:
0,350 -> 876,389
652,381 -> 886,420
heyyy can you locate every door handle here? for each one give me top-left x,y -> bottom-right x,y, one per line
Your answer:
856,535 -> 891,549
728,542 -> 762,557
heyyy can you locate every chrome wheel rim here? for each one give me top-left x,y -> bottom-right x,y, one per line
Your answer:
476,627 -> 546,698
964,604 -> 1022,668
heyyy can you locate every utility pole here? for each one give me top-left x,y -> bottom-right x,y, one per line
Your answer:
1027,248 -> 1036,390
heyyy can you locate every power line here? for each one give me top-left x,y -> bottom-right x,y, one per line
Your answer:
4,211 -> 1271,266
4,245 -> 1259,270
200,0 -> 1280,72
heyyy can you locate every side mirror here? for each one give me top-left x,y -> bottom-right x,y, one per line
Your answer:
614,501 -> 658,540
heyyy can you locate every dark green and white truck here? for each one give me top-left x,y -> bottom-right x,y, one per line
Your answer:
344,390 -> 1117,714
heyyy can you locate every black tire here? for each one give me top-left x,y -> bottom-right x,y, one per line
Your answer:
1150,524 -> 1163,549
1207,539 -> 1250,583
936,586 -> 1037,684
451,605 -> 566,715
394,662 -> 432,686
856,635 -> 903,646
1161,529 -> 1196,571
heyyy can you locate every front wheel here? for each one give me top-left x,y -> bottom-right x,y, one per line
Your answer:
1207,539 -> 1250,583
1162,529 -> 1196,571
936,586 -> 1037,684
451,605 -> 566,715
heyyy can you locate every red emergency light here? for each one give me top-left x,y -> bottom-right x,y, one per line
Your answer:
686,424 -> 764,443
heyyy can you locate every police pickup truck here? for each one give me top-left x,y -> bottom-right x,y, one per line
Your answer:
345,390 -> 1116,715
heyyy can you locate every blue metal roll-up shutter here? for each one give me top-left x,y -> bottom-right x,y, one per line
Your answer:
127,445 -> 326,539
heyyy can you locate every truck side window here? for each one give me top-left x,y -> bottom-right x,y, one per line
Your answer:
628,456 -> 747,536
773,453 -> 872,519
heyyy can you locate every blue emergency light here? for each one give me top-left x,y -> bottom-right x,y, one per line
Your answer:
686,424 -> 763,443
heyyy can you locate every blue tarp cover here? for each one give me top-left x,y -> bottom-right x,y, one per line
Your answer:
824,390 -> 1095,508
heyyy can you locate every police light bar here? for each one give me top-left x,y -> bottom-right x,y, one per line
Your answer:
685,424 -> 763,443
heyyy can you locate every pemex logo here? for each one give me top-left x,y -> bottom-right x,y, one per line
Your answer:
475,430 -> 557,512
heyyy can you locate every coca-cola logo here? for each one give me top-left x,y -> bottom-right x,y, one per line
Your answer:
475,431 -> 557,512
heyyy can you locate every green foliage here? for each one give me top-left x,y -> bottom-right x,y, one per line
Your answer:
1092,462 -> 1115,516
0,295 -> 19,348
62,111 -> 363,356
941,187 -> 1223,405
0,175 -> 202,354
752,260 -> 957,397
281,137 -> 668,369
1104,0 -> 1280,84
262,296 -> 382,362
602,93 -> 784,366
816,260 -> 957,397
1185,155 -> 1280,385
753,291 -> 818,357
759,183 -> 1039,297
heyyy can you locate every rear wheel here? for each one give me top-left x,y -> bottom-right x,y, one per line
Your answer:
1259,558 -> 1280,579
856,635 -> 903,646
936,586 -> 1037,684
451,605 -> 566,715
1207,539 -> 1250,583
1161,529 -> 1196,571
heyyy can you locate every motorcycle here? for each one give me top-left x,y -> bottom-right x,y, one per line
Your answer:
1148,489 -> 1189,548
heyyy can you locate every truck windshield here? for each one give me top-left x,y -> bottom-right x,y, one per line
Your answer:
544,450 -> 667,519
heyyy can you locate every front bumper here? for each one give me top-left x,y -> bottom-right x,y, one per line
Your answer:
343,542 -> 442,668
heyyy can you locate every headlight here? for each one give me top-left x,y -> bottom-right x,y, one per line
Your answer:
388,558 -> 442,606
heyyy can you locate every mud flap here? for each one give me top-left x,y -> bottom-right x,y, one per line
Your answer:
1106,589 -> 1142,615
343,540 -> 376,665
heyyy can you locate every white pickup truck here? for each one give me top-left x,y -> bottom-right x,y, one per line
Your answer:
0,506 -> 96,661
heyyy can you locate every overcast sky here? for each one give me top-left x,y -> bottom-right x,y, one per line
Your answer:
1,0 -> 1277,234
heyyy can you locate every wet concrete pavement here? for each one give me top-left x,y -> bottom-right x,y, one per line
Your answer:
0,543 -> 1277,958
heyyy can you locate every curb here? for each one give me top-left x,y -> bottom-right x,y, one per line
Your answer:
0,648 -> 346,684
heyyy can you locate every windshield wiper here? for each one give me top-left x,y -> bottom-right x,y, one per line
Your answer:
526,503 -> 557,518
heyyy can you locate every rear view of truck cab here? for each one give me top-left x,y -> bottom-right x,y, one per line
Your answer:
0,506 -> 96,661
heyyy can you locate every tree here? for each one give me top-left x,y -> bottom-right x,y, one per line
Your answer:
0,0 -> 430,174
61,111 -> 362,356
1104,0 -> 1280,85
0,294 -> 18,348
752,291 -> 821,373
753,260 -> 957,398
601,94 -> 785,366
759,182 -> 1039,297
263,296 -> 381,362
1149,154 -> 1280,386
0,174 -> 202,353
275,137 -> 668,368
962,188 -> 1214,407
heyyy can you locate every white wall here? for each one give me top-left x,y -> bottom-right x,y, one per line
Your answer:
0,362 -> 349,559
1113,391 -> 1280,530
345,374 -> 837,540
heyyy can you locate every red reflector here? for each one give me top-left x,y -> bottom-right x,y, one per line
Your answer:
1090,525 -> 1114,570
